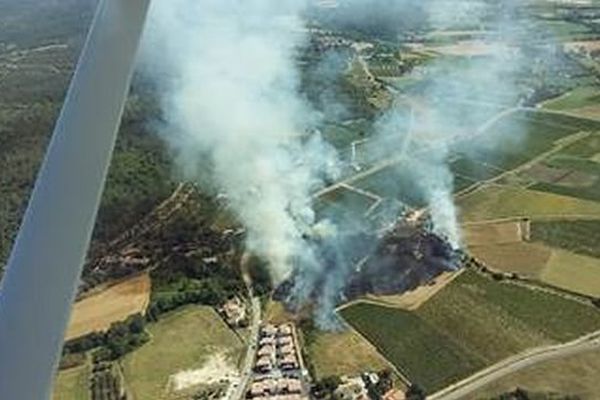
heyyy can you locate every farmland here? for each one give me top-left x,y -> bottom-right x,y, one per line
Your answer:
121,306 -> 243,400
541,250 -> 600,297
65,273 -> 151,341
305,328 -> 393,381
52,362 -> 91,400
531,220 -> 600,259
340,303 -> 484,393
457,185 -> 600,222
341,271 -> 600,393
471,348 -> 600,399
542,86 -> 600,112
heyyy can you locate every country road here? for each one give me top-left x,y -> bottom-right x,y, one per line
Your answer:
429,330 -> 600,400
231,296 -> 261,400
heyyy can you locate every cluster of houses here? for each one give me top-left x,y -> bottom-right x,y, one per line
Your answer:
248,378 -> 304,400
247,323 -> 306,400
254,323 -> 300,374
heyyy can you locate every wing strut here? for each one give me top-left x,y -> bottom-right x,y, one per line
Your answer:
0,1 -> 151,398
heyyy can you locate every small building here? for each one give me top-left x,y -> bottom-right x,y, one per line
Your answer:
219,296 -> 247,327
279,354 -> 299,371
335,377 -> 369,400
254,356 -> 274,374
261,324 -> 277,338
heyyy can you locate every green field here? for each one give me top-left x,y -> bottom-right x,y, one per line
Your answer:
458,185 -> 600,222
531,220 -> 600,259
340,303 -> 484,393
52,363 -> 91,400
543,86 -> 600,111
352,162 -> 428,207
341,271 -> 600,393
121,306 -> 243,400
469,111 -> 600,173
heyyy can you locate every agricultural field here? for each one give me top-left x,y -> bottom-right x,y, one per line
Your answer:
306,328 -> 394,381
351,162 -> 428,207
457,184 -> 600,222
542,86 -> 600,113
540,249 -> 600,297
121,306 -> 243,400
467,111 -> 600,173
468,242 -> 552,278
341,271 -> 600,394
52,362 -> 91,400
340,303 -> 484,393
471,348 -> 600,400
531,219 -> 600,258
65,273 -> 151,340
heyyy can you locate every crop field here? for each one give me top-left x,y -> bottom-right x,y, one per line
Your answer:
340,303 -> 484,393
306,328 -> 393,381
351,162 -> 428,207
468,111 -> 600,172
530,158 -> 600,202
541,249 -> 600,297
462,220 -> 527,246
472,348 -> 600,399
469,242 -> 552,278
457,184 -> 600,222
531,220 -> 600,259
65,273 -> 151,340
52,362 -> 91,400
121,306 -> 243,400
542,86 -> 600,112
341,271 -> 600,393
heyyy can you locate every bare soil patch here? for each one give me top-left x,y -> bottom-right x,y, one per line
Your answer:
65,273 -> 151,340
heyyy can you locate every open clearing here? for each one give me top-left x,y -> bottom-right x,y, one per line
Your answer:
121,306 -> 243,400
52,362 -> 91,400
542,85 -> 600,112
470,348 -> 600,400
341,271 -> 600,394
169,353 -> 239,392
457,184 -> 600,222
66,273 -> 151,340
307,328 -> 394,381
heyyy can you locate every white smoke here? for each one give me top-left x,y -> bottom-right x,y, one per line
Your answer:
142,0 -> 339,283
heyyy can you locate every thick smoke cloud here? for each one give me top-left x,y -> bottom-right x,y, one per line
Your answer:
142,0 -> 551,327
142,0 -> 339,284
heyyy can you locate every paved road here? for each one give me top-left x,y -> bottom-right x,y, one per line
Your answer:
429,331 -> 600,400
230,296 -> 261,400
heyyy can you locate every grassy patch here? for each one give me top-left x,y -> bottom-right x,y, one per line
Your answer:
307,328 -> 393,381
52,362 -> 91,400
458,185 -> 600,222
121,306 -> 242,400
341,271 -> 600,393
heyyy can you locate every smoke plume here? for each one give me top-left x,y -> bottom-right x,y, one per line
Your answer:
142,0 -> 338,285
